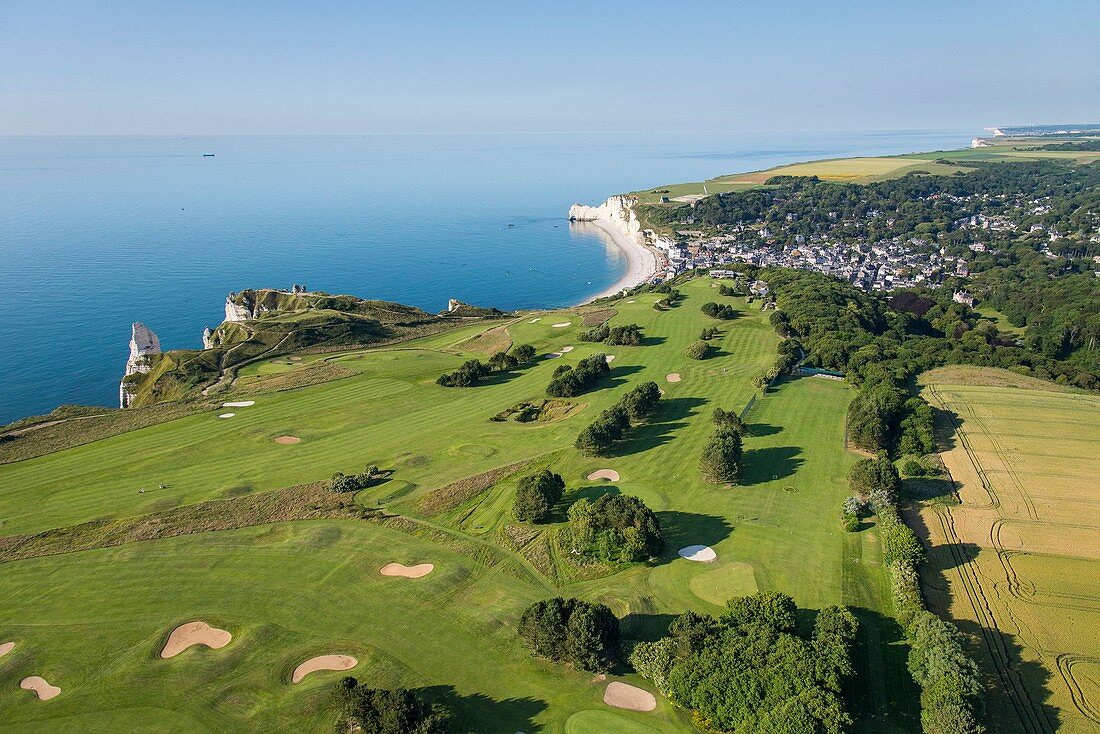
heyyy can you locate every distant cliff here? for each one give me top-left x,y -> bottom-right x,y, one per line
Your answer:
568,195 -> 643,244
119,323 -> 161,408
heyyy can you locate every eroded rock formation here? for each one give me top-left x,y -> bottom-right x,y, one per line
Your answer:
119,322 -> 161,408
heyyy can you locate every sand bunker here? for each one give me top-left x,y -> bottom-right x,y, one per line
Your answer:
160,621 -> 232,658
587,469 -> 620,482
222,400 -> 255,408
679,545 -> 717,562
547,352 -> 562,358
551,322 -> 571,328
288,356 -> 302,362
20,676 -> 61,701
380,562 -> 434,578
665,373 -> 682,383
218,413 -> 235,419
529,318 -> 541,323
603,681 -> 656,712
605,355 -> 616,363
0,641 -> 14,658
560,346 -> 574,353
291,654 -> 358,683
274,435 -> 301,445
627,300 -> 636,303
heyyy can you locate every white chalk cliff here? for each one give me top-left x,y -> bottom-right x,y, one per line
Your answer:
568,195 -> 643,244
202,326 -> 215,349
119,322 -> 161,408
224,294 -> 254,322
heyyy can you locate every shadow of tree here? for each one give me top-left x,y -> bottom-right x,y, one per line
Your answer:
620,612 -> 679,642
739,446 -> 804,485
656,510 -> 733,557
952,619 -> 1061,733
419,685 -> 547,733
607,397 -> 708,457
745,422 -> 782,438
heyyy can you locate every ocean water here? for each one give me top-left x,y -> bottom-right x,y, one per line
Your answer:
0,129 -> 973,422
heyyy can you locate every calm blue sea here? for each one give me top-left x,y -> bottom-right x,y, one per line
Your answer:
0,130 -> 973,422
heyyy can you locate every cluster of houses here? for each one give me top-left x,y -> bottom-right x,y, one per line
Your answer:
645,230 -> 958,293
641,187 -> 1100,290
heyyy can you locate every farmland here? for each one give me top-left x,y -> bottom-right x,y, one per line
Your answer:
0,277 -> 913,732
917,366 -> 1100,734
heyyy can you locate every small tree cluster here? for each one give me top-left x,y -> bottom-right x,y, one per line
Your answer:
685,340 -> 711,360
436,358 -> 490,387
701,301 -> 737,319
511,343 -> 537,364
517,597 -> 619,672
567,493 -> 663,562
898,396 -> 935,456
512,468 -> 565,523
578,322 -> 644,346
330,465 -> 382,493
908,611 -> 986,734
546,353 -> 610,397
718,283 -> 742,297
488,350 -> 518,371
699,326 -> 720,340
628,593 -> 858,733
841,495 -> 866,532
700,426 -> 742,483
712,407 -> 745,432
848,453 -> 901,511
574,381 -> 661,456
653,288 -> 682,310
336,679 -> 449,734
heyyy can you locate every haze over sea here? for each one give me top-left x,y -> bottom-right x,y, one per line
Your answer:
0,130 -> 972,422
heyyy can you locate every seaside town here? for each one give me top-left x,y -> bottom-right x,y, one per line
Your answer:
635,185 -> 1099,296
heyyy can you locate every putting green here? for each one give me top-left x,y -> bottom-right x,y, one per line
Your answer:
565,709 -> 663,734
689,561 -> 758,605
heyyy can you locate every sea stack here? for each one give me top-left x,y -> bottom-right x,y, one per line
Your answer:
202,326 -> 215,349
119,322 -> 161,408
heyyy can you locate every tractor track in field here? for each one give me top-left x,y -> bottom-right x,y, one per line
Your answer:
931,506 -> 1053,734
1056,654 -> 1100,725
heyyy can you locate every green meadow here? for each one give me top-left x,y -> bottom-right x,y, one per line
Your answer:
0,277 -> 915,732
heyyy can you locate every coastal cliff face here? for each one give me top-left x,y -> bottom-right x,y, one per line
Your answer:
224,294 -> 256,322
119,322 -> 161,408
568,195 -> 643,243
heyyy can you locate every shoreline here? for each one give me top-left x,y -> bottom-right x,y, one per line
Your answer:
574,218 -> 658,305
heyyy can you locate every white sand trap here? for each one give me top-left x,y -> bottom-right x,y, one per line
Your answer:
603,682 -> 656,712
218,413 -> 235,419
274,435 -> 301,445
222,400 -> 255,408
665,373 -> 682,383
529,318 -> 541,323
160,621 -> 232,658
678,545 -> 717,562
605,355 -> 616,363
547,352 -> 562,358
560,345 -> 574,353
551,322 -> 571,328
0,641 -> 14,658
21,676 -> 61,701
627,300 -> 636,303
288,356 -> 302,362
587,469 -> 620,482
380,562 -> 434,579
291,654 -> 358,683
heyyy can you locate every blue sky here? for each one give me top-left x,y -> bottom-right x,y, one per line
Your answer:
1,0 -> 1098,135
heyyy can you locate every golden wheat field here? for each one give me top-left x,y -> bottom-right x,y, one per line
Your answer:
914,367 -> 1100,734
